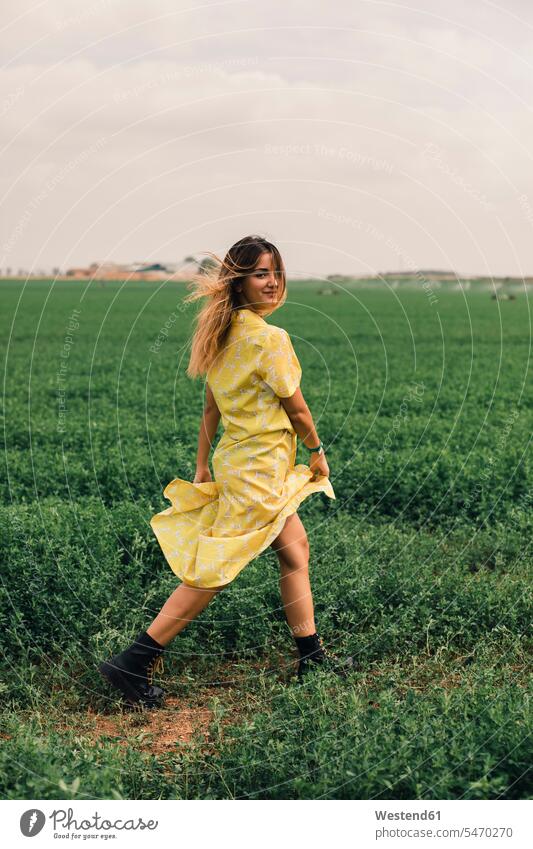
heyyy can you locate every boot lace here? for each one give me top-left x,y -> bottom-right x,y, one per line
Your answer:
147,654 -> 164,687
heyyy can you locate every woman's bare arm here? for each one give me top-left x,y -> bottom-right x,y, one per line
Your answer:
196,383 -> 221,471
279,387 -> 321,448
281,387 -> 330,478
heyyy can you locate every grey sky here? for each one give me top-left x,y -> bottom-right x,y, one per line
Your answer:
1,0 -> 532,277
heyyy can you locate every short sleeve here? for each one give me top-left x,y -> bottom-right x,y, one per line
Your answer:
258,328 -> 302,398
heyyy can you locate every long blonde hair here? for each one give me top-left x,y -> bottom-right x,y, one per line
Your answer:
184,235 -> 287,378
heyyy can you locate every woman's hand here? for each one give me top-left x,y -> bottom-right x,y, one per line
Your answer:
309,451 -> 330,480
193,466 -> 212,483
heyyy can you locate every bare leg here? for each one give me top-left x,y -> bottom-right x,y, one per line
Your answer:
146,583 -> 226,647
270,513 -> 316,637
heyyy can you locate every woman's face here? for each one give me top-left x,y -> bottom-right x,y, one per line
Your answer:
236,251 -> 279,313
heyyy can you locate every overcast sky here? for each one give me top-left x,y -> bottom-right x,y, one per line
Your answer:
1,0 -> 532,277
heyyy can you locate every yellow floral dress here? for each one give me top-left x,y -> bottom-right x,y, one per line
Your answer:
150,307 -> 335,588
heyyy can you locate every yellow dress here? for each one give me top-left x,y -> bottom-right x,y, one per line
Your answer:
150,307 -> 336,588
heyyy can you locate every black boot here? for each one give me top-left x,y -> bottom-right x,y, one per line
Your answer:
99,630 -> 166,710
294,632 -> 355,682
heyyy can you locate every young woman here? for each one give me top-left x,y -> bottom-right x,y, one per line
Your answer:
99,235 -> 353,710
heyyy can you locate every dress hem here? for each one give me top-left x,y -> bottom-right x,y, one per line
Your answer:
211,470 -> 334,588
150,429 -> 335,589
151,468 -> 335,589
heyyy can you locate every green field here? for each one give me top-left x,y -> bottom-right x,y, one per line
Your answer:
1,278 -> 531,800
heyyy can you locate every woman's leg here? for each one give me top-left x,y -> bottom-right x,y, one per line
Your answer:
270,512 -> 316,637
146,583 -> 226,647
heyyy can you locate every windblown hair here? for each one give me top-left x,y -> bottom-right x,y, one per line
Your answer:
184,235 -> 287,378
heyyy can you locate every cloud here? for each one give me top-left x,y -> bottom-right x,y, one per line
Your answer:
1,0 -> 533,276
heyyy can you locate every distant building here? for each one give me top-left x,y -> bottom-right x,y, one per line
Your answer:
64,260 -> 199,281
379,269 -> 458,281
